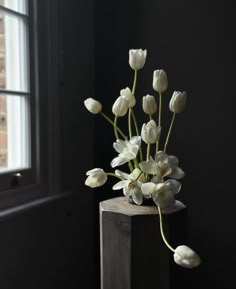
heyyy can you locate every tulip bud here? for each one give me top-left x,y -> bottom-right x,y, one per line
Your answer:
84,98 -> 102,114
169,91 -> 187,113
112,96 -> 129,117
142,95 -> 157,115
141,120 -> 161,144
85,168 -> 107,188
129,49 -> 147,71
174,245 -> 201,269
120,87 -> 136,107
153,70 -> 168,93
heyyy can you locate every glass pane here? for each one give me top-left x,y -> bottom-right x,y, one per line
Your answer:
0,94 -> 30,172
0,10 -> 29,92
0,0 -> 28,15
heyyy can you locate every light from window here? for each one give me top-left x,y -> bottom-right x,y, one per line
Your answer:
0,0 -> 30,173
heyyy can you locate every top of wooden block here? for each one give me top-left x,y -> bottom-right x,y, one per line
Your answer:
99,197 -> 185,216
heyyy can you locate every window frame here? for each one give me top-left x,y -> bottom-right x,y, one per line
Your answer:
0,0 -> 62,208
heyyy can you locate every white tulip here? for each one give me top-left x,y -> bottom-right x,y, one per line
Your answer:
120,87 -> 136,107
112,96 -> 129,117
129,49 -> 147,71
84,98 -> 102,114
139,151 -> 185,179
85,168 -> 107,188
111,136 -> 141,167
153,70 -> 168,93
141,120 -> 161,144
112,169 -> 145,205
141,179 -> 181,209
142,95 -> 157,115
169,91 -> 187,113
174,245 -> 201,269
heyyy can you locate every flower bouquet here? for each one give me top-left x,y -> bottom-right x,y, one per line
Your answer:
84,49 -> 201,269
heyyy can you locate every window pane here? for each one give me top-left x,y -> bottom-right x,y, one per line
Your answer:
0,94 -> 30,172
0,0 -> 28,15
0,10 -> 29,92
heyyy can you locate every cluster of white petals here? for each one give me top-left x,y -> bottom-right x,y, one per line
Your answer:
84,48 -> 200,270
111,136 -> 141,167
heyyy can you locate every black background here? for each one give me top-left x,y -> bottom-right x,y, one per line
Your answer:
0,0 -> 235,288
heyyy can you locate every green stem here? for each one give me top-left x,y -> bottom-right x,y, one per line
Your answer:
157,205 -> 175,253
146,143 -> 151,161
128,161 -> 134,172
132,70 -> 138,95
131,109 -> 143,161
133,158 -> 139,168
100,111 -> 127,139
128,108 -> 132,139
114,116 -> 119,140
158,92 -> 162,127
164,113 -> 176,152
106,173 -> 123,180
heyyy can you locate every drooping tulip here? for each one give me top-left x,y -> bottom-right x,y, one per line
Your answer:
84,98 -> 102,114
85,168 -> 107,188
174,245 -> 201,269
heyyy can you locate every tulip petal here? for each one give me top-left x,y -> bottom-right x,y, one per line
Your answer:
155,151 -> 168,163
141,182 -> 156,196
112,180 -> 128,190
139,157 -> 158,175
115,170 -> 129,180
165,179 -> 182,195
86,168 -> 103,176
162,200 -> 186,214
168,155 -> 179,169
132,190 -> 143,205
111,156 -> 129,168
113,139 -> 126,154
169,167 -> 185,179
129,136 -> 141,147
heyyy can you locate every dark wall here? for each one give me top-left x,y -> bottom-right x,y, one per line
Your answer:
93,0 -> 235,289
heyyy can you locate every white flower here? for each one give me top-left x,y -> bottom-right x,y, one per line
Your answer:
129,49 -> 147,71
84,98 -> 102,114
112,96 -> 129,117
112,169 -> 145,205
142,95 -> 157,115
111,136 -> 141,167
141,120 -> 161,144
153,70 -> 168,93
174,245 -> 201,269
139,151 -> 185,180
169,91 -> 187,113
141,179 -> 181,209
85,168 -> 107,188
120,87 -> 136,108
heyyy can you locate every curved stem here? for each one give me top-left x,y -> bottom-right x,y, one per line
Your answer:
106,173 -> 123,180
131,109 -> 143,161
164,113 -> 176,152
114,116 -> 119,140
100,111 -> 127,139
157,205 -> 175,253
158,92 -> 162,127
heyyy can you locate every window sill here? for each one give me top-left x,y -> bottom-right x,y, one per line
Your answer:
0,189 -> 72,221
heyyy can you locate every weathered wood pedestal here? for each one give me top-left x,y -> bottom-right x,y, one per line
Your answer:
100,197 -> 186,289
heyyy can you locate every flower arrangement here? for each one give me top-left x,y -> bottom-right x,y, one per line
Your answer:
84,49 -> 201,269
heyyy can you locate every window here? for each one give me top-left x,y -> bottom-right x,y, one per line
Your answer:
0,0 -> 36,193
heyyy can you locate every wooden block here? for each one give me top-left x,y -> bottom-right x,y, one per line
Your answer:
100,197 -> 186,289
